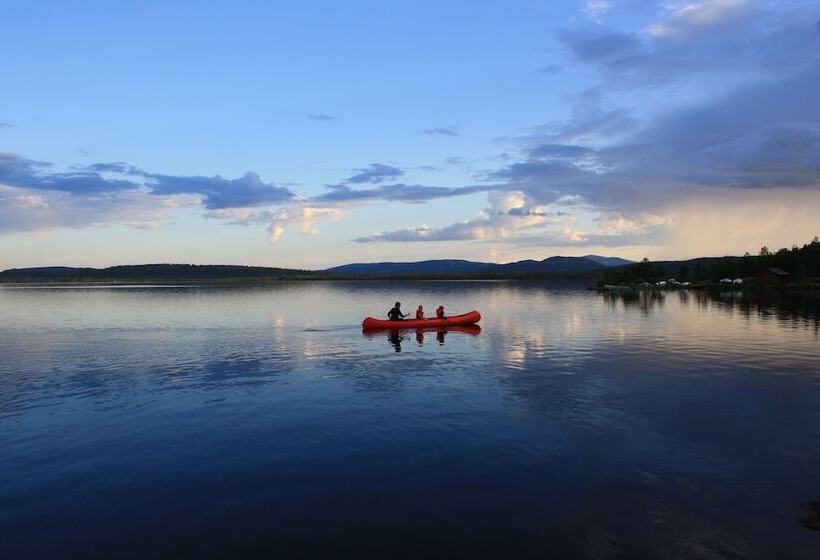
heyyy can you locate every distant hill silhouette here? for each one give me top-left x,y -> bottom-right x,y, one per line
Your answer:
5,242 -> 816,284
323,255 -> 624,275
324,259 -> 492,275
582,255 -> 634,267
0,255 -> 634,283
0,264 -> 314,283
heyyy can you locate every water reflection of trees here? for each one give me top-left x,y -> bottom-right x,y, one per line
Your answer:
695,290 -> 819,331
604,289 -> 819,331
602,290 -> 667,315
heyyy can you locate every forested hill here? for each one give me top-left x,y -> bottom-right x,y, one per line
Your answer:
603,238 -> 820,284
0,264 -> 315,283
324,255 -> 626,275
0,256 -> 632,282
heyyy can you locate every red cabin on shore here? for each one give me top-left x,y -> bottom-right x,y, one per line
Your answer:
757,267 -> 790,287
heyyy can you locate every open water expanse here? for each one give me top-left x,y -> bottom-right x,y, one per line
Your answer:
1,281 -> 819,558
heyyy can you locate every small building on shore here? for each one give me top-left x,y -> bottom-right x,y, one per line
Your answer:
757,267 -> 790,287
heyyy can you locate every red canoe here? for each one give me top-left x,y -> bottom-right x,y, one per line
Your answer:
362,310 -> 481,329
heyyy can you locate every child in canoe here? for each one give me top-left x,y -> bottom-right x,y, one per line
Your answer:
416,305 -> 424,319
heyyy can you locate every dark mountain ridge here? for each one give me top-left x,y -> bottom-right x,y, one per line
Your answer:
582,255 -> 634,267
0,264 -> 314,283
0,255 -> 636,282
324,259 -> 492,275
324,255 -> 630,275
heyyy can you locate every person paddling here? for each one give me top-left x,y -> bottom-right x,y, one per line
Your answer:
416,305 -> 425,319
388,301 -> 408,321
436,305 -> 446,319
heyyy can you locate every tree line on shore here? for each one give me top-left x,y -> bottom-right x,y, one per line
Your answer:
604,237 -> 820,285
0,264 -> 316,283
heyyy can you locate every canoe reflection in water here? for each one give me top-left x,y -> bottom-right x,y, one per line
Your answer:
363,324 -> 482,352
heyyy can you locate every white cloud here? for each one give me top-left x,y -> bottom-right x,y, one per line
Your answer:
0,187 -> 48,209
205,204 -> 346,243
270,207 -> 345,242
645,0 -> 755,38
595,211 -> 668,236
584,0 -> 615,20
355,191 -> 576,243
0,184 -> 197,234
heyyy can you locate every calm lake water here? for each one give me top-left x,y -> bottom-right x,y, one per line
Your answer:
1,282 -> 819,558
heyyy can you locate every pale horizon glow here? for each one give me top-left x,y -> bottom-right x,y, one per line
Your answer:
1,0 -> 819,270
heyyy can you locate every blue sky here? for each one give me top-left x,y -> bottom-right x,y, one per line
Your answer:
2,0 -> 819,269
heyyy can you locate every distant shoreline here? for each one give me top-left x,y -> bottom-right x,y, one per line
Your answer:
0,273 -> 601,285
3,278 -> 819,291
3,240 -> 818,286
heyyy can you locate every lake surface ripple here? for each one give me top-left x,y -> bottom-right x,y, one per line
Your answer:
1,282 -> 819,558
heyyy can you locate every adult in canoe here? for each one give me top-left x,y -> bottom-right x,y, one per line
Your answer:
388,301 -> 409,321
